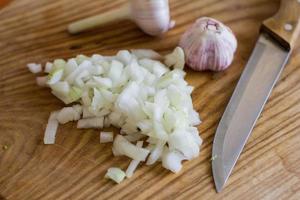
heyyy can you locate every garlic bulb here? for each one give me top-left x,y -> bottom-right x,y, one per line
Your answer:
130,0 -> 175,36
68,0 -> 175,36
179,17 -> 237,71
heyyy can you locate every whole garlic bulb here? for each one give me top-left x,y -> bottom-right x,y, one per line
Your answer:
130,0 -> 175,36
179,17 -> 237,71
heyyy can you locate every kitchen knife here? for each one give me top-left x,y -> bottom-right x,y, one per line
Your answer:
212,0 -> 300,192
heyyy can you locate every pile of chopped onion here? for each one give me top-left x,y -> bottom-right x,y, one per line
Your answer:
29,47 -> 202,183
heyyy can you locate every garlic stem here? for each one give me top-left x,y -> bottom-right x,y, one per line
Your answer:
68,5 -> 130,34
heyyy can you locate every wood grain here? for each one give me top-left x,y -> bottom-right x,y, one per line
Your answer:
0,0 -> 300,199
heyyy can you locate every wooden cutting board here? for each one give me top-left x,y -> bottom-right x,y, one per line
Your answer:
1,0 -> 300,199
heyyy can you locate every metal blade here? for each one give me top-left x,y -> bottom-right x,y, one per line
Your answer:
212,33 -> 291,192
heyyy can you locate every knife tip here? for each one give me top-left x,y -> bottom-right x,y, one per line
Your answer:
215,181 -> 224,193
212,157 -> 226,193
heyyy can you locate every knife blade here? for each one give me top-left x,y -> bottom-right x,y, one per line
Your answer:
212,0 -> 300,192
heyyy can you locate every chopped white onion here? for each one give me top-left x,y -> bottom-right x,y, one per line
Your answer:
105,167 -> 126,184
108,60 -> 123,86
100,131 -> 114,143
93,76 -> 113,88
162,150 -> 185,173
164,47 -> 185,69
57,107 -> 80,124
103,117 -> 111,128
44,62 -> 53,73
77,117 -> 104,129
72,104 -> 83,116
27,63 -> 42,73
44,111 -> 59,144
130,49 -> 162,60
48,69 -> 64,85
146,141 -> 165,165
126,141 -> 143,178
113,135 -> 149,161
117,50 -> 132,65
33,47 -> 202,183
168,129 -> 200,160
124,133 -> 146,142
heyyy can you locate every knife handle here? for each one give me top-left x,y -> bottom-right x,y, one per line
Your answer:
262,0 -> 300,50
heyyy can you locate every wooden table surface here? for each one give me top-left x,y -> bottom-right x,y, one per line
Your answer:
1,0 -> 300,199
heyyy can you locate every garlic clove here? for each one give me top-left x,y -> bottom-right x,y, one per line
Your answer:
164,47 -> 185,70
179,17 -> 237,71
130,0 -> 174,36
68,0 -> 174,36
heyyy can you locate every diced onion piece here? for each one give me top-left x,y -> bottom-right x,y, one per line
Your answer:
65,59 -> 78,75
108,60 -> 123,85
109,111 -> 125,128
189,109 -> 201,126
91,88 -> 104,111
100,131 -> 114,143
137,120 -> 152,133
72,104 -> 83,115
57,107 -> 80,124
53,59 -> 66,69
112,146 -> 122,156
48,68 -> 64,85
130,49 -> 162,60
164,47 -> 185,69
146,137 -> 158,145
116,50 -> 132,65
91,54 -> 104,63
44,62 -> 53,73
68,86 -> 82,103
126,141 -> 143,178
146,141 -> 165,165
27,63 -> 42,73
168,129 -> 200,160
44,111 -> 59,144
92,65 -> 104,75
153,121 -> 168,141
75,54 -> 89,64
152,62 -> 169,77
93,76 -> 112,88
74,70 -> 90,87
36,76 -> 48,87
51,90 -> 70,104
105,167 -> 126,184
103,117 -> 111,128
77,117 -> 104,129
126,60 -> 145,82
124,133 -> 146,142
162,150 -> 185,173
65,60 -> 92,84
188,127 -> 203,146
113,135 -> 149,161
50,81 -> 70,96
82,106 -> 94,118
121,120 -> 138,135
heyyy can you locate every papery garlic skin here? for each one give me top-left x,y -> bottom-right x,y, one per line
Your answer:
130,0 -> 174,36
179,17 -> 237,71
